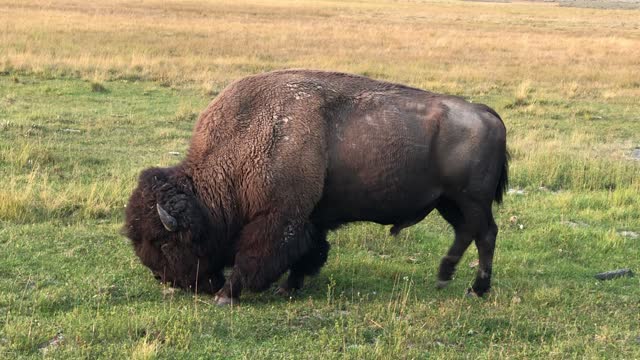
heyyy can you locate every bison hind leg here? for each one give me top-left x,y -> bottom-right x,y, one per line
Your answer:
469,213 -> 498,297
436,196 -> 497,297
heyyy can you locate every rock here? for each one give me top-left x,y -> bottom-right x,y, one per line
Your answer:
629,148 -> 640,161
168,151 -> 181,156
39,331 -> 64,352
562,220 -> 588,228
618,230 -> 639,239
594,269 -> 634,280
511,295 -> 522,305
406,256 -> 419,263
509,216 -> 524,229
507,188 -> 526,195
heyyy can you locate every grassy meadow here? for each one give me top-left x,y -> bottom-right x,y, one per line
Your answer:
1,0 -> 639,358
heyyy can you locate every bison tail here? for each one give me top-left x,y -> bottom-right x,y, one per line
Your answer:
494,149 -> 510,205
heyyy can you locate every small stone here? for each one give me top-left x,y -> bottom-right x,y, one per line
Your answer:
562,220 -> 588,228
594,269 -> 634,281
619,231 -> 639,239
168,151 -> 180,156
507,188 -> 526,195
406,256 -> 418,263
39,331 -> 64,352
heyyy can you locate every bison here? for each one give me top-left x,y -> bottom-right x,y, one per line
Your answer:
123,69 -> 509,305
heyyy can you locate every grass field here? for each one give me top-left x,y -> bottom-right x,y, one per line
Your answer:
1,0 -> 639,358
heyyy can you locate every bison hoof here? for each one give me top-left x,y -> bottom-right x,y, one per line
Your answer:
214,295 -> 236,306
436,280 -> 451,289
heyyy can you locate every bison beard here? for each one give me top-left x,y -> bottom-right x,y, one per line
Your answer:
123,69 -> 509,305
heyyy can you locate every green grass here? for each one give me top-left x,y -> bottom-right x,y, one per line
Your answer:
1,0 -> 639,358
1,70 -> 638,360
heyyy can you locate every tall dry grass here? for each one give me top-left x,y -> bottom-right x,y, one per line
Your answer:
1,0 -> 639,95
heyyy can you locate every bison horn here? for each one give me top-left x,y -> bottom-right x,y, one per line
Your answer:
156,203 -> 178,232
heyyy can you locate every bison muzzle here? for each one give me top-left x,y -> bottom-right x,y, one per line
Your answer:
123,69 -> 509,305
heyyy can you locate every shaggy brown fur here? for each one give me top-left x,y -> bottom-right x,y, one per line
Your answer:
123,69 -> 509,304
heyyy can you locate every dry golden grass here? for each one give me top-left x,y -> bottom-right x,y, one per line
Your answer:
1,0 -> 640,96
131,337 -> 159,360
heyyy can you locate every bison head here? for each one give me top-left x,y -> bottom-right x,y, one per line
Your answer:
123,167 -> 225,294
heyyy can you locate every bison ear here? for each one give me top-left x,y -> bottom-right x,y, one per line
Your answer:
157,203 -> 178,232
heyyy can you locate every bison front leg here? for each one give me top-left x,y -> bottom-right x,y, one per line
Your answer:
214,214 -> 306,306
277,226 -> 330,296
